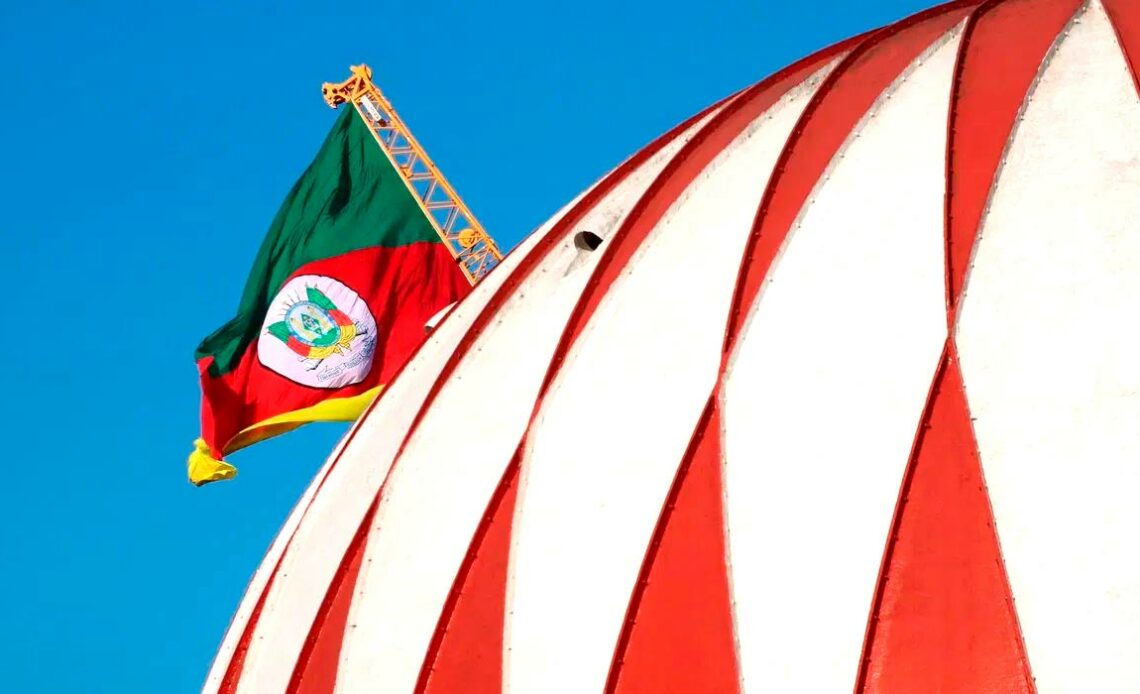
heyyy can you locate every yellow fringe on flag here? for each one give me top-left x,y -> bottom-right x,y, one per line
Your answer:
187,386 -> 383,486
188,438 -> 237,486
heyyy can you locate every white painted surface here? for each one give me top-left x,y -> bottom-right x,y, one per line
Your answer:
956,4 -> 1140,690
202,429 -> 347,693
720,29 -> 960,692
502,64 -> 836,694
333,107 -> 725,694
231,176 -> 585,694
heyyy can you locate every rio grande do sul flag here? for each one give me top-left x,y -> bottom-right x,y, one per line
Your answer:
189,108 -> 470,485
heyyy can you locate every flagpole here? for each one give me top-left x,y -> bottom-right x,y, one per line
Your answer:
322,65 -> 502,284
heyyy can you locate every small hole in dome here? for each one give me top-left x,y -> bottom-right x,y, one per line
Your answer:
574,231 -> 603,251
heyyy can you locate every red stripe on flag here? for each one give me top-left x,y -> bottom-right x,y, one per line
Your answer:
857,348 -> 1033,692
723,1 -> 977,352
417,458 -> 521,693
1103,0 -> 1140,98
945,0 -> 1082,322
287,500 -> 379,694
607,400 -> 739,694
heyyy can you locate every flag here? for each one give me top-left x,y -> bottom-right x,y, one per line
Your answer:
189,109 -> 470,485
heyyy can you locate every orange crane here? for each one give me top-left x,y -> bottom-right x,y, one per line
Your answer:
322,64 -> 503,283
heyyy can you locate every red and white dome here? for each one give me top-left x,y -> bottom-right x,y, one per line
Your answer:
206,0 -> 1140,691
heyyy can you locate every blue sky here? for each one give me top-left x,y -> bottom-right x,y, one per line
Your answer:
2,0 -> 933,690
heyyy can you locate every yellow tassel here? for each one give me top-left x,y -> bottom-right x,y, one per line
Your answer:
187,438 -> 238,486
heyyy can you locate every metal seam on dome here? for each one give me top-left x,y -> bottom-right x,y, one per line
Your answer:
950,0 -> 1089,335
1103,0 -> 1140,99
941,0 -> 990,324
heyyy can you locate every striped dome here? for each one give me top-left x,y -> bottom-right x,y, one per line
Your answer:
206,0 -> 1140,691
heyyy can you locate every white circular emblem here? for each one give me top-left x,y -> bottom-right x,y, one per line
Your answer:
258,275 -> 378,388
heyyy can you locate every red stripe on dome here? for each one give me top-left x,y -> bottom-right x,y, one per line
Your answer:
1103,0 -> 1140,98
723,1 -> 977,353
606,400 -> 739,694
287,500 -> 379,694
856,347 -> 1033,692
417,457 -> 521,694
945,0 -> 1082,322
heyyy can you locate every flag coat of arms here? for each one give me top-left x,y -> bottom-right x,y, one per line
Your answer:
190,109 -> 470,485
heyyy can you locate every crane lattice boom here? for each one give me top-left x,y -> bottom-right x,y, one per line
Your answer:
322,65 -> 502,283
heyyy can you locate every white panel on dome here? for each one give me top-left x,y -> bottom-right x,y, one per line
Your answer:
720,29 -> 961,692
332,107 -> 724,694
501,62 -> 838,694
955,3 -> 1140,690
231,184 -> 590,694
202,428 -> 347,693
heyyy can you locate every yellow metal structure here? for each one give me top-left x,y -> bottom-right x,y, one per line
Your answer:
322,65 -> 502,283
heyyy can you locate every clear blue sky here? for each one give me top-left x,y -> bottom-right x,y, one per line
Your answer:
2,0 -> 932,690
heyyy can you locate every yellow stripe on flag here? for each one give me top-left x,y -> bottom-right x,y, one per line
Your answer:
186,386 -> 383,486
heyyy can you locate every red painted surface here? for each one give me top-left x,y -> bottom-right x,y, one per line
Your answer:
1103,0 -> 1140,98
858,350 -> 1032,692
945,0 -> 1082,320
418,462 -> 521,693
287,502 -> 378,694
607,402 -> 740,694
725,1 -> 976,350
